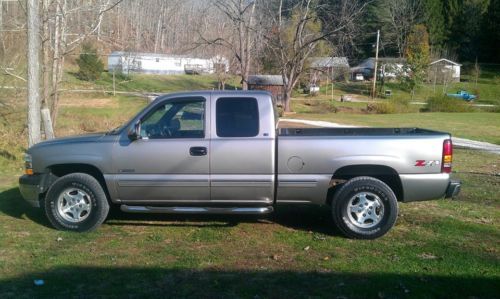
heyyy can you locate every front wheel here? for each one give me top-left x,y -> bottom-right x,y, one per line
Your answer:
332,176 -> 398,239
44,173 -> 109,232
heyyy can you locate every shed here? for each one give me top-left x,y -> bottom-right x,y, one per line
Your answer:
248,75 -> 285,106
309,57 -> 349,82
107,51 -> 228,75
428,59 -> 461,83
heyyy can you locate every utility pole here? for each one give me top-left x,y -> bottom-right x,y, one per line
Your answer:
27,0 -> 41,146
371,29 -> 380,99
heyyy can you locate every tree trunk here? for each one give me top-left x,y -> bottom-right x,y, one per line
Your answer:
50,0 -> 61,124
41,108 -> 55,139
0,1 -> 4,54
26,0 -> 42,146
283,88 -> 292,112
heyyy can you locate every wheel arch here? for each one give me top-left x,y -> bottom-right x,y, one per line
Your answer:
45,163 -> 111,201
327,164 -> 403,204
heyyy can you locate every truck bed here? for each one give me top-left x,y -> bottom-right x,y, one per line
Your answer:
279,127 -> 447,137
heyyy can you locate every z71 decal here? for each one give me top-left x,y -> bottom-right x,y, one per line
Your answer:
415,160 -> 440,167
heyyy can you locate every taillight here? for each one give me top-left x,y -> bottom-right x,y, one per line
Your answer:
442,139 -> 453,173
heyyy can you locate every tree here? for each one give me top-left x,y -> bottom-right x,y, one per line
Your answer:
404,24 -> 430,98
383,0 -> 423,57
197,0 -> 260,90
44,0 -> 124,128
422,0 -> 446,49
76,43 -> 104,81
480,0 -> 500,62
264,0 -> 367,112
26,0 -> 41,146
445,0 -> 490,61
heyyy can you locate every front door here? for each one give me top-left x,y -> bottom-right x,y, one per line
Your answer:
112,96 -> 210,204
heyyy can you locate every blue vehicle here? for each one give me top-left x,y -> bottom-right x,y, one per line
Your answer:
446,90 -> 476,101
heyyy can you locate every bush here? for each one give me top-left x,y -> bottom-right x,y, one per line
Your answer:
424,95 -> 473,112
371,98 -> 412,114
485,105 -> 500,113
76,43 -> 104,81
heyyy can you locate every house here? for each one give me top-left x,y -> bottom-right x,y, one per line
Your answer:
107,51 -> 228,75
428,59 -> 461,83
248,75 -> 285,106
350,57 -> 406,81
309,57 -> 349,83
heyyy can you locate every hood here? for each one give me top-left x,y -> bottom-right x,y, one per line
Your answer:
29,133 -> 106,150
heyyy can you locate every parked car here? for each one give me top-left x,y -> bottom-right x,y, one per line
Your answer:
19,91 -> 461,239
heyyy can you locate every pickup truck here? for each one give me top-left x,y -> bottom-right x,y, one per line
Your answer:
19,91 -> 461,239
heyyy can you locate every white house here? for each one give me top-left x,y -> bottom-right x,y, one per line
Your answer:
429,59 -> 461,83
108,51 -> 228,75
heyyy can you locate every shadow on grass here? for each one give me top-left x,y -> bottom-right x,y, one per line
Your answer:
0,187 -> 339,236
0,187 -> 52,228
0,266 -> 498,299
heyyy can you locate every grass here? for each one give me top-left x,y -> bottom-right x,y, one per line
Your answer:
62,71 -> 241,93
0,148 -> 498,298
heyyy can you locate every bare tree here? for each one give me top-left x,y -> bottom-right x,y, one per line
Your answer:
196,0 -> 259,90
264,0 -> 368,112
384,0 -> 422,57
43,0 -> 124,127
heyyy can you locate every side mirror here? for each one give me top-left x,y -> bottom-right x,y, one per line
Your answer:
127,122 -> 141,141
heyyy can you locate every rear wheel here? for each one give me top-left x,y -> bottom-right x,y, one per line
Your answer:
45,173 -> 109,232
332,176 -> 398,239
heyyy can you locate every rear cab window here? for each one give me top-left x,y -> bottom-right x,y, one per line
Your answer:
216,97 -> 259,137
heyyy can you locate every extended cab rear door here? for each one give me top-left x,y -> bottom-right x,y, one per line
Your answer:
209,93 -> 275,205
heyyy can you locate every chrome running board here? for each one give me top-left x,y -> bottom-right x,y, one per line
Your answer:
120,205 -> 274,215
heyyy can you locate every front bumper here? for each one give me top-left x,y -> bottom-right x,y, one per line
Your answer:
19,174 -> 44,208
445,179 -> 461,199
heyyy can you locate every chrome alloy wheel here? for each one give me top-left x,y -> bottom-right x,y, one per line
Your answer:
56,188 -> 92,223
346,192 -> 384,228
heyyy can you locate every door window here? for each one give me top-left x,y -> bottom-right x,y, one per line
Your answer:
216,98 -> 259,137
140,99 -> 205,139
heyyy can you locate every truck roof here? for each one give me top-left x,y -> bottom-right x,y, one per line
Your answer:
153,90 -> 272,103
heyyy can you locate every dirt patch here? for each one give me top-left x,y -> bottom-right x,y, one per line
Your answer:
60,97 -> 117,108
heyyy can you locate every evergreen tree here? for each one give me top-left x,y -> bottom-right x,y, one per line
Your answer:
76,43 -> 104,81
480,0 -> 500,62
445,0 -> 490,61
423,0 -> 446,50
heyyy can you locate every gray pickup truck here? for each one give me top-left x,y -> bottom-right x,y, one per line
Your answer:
19,91 -> 461,239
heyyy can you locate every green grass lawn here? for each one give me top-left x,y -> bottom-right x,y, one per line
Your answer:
0,149 -> 498,298
62,72 -> 241,93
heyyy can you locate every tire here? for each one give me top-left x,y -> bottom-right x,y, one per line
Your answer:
44,173 -> 109,232
331,176 -> 398,239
